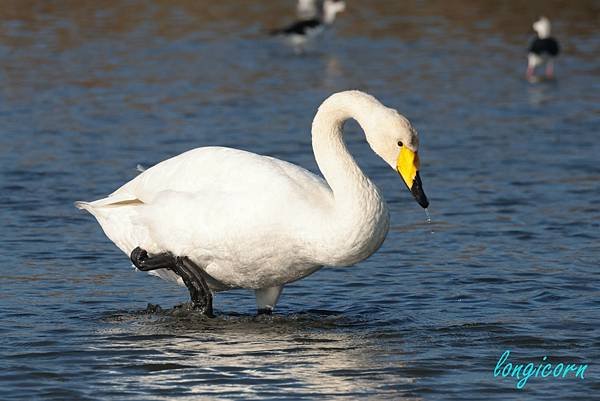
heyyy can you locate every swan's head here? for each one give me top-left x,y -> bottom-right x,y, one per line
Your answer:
366,107 -> 429,208
533,16 -> 551,39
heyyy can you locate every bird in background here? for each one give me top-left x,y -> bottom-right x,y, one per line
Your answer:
527,16 -> 560,81
270,0 -> 346,53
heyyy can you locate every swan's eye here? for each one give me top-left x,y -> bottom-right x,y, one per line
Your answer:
397,141 -> 403,147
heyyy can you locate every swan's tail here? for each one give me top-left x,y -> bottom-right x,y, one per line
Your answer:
75,197 -> 143,254
75,197 -> 183,285
74,201 -> 93,212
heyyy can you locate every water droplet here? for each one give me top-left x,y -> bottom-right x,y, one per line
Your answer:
424,208 -> 431,224
424,208 -> 434,234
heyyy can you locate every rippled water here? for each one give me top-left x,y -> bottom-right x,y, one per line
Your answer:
1,1 -> 599,400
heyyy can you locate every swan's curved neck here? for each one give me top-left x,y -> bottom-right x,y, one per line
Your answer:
310,91 -> 389,265
312,91 -> 380,201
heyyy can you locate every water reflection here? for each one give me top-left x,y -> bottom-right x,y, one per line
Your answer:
526,79 -> 558,106
97,307 -> 418,398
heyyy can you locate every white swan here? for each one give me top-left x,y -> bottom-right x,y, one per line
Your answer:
76,90 -> 428,315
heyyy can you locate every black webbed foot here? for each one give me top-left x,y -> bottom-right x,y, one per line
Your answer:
130,246 -> 176,271
130,247 -> 214,317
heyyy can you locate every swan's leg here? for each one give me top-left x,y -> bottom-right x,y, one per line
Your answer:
175,256 -> 214,317
255,286 -> 283,315
129,247 -> 214,317
130,246 -> 176,271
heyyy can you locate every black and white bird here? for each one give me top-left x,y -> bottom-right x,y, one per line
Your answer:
270,0 -> 346,52
527,16 -> 560,81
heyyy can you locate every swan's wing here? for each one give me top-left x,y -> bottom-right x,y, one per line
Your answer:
79,147 -> 332,273
112,146 -> 331,207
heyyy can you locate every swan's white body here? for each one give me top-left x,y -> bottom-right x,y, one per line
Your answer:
77,91 -> 426,312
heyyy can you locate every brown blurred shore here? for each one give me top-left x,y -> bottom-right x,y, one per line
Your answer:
0,0 -> 597,50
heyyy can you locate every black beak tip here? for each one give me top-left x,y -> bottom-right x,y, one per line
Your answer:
412,189 -> 429,208
411,172 -> 429,209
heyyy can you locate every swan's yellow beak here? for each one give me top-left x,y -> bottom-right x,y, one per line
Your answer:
396,147 -> 429,208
